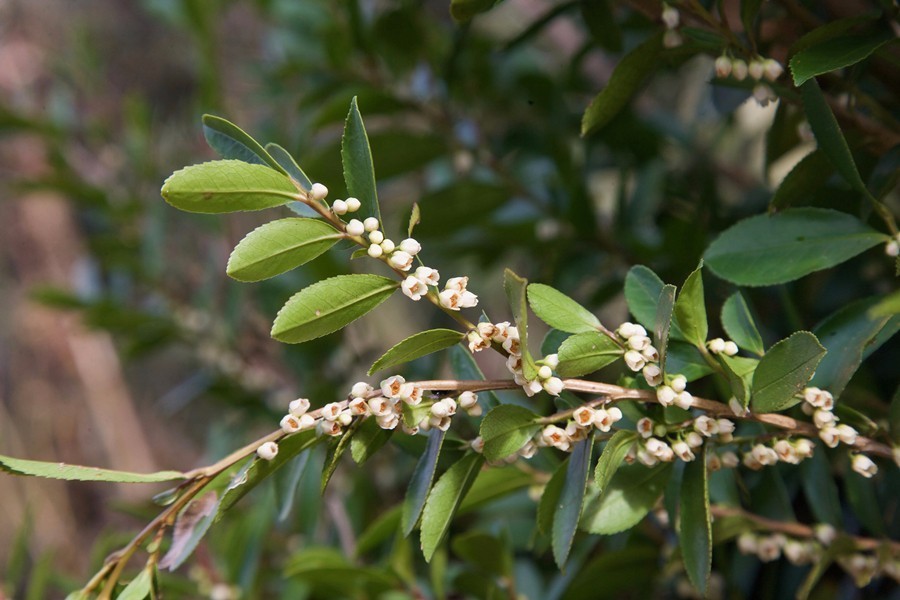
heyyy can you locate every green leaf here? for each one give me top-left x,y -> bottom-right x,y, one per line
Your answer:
800,449 -> 842,527
158,492 -> 218,571
552,437 -> 593,568
449,0 -> 499,22
740,0 -> 762,38
769,149 -> 834,212
680,448 -> 711,596
719,355 -> 757,407
721,292 -> 765,356
449,345 -> 500,409
458,467 -> 533,514
624,265 -> 684,340
272,274 -> 398,344
350,418 -> 392,465
704,208 -> 887,286
870,289 -> 900,317
581,464 -> 671,534
538,459 -> 568,536
401,402 -> 434,430
201,114 -> 286,175
790,31 -> 894,86
666,342 -> 715,381
161,160 -> 299,214
750,332 -> 826,412
342,97 -> 381,222
556,331 -> 623,378
479,404 -> 541,461
655,284 -> 676,373
673,264 -> 707,349
799,79 -> 871,198
582,33 -> 663,136
369,329 -> 465,375
504,269 -> 538,379
265,143 -> 313,190
420,453 -> 484,561
0,455 -> 184,483
226,218 -> 342,282
407,202 -> 421,237
402,429 -> 445,536
278,450 -> 312,522
116,567 -> 152,600
811,297 -> 900,398
580,0 -> 622,52
593,431 -> 638,493
452,531 -> 511,577
527,283 -> 601,334
321,421 -> 360,493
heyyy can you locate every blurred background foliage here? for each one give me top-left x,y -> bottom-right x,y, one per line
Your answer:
1,0 -> 898,598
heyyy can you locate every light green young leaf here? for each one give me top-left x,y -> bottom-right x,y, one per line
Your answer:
407,202 -> 421,237
504,269 -> 538,380
265,142 -> 312,190
342,97 -> 381,222
116,567 -> 153,600
721,292 -> 765,356
479,404 -> 541,461
751,332 -> 826,412
201,114 -> 286,175
556,331 -> 623,378
581,464 -> 671,534
769,149 -> 834,212
593,430 -> 638,493
582,33 -> 663,136
655,284 -> 676,373
272,274 -> 398,344
350,418 -> 392,465
369,329 -> 465,375
321,420 -> 360,493
790,31 -> 894,87
527,283 -> 601,333
704,208 -> 887,286
553,436 -> 593,568
420,453 -> 485,561
402,429 -> 445,536
161,160 -> 298,214
680,448 -> 711,596
226,218 -> 342,282
624,265 -> 685,340
0,455 -> 184,483
719,355 -> 758,407
673,264 -> 708,349
870,289 -> 900,318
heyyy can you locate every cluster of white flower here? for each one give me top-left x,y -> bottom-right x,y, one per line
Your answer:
616,322 -> 664,386
884,232 -> 900,257
660,4 -> 682,48
706,337 -> 738,356
438,276 -> 478,311
714,54 -> 783,106
737,532 -> 819,564
741,438 -> 814,470
536,405 -> 623,453
496,325 -> 565,397
655,374 -> 694,410
799,387 -> 873,476
631,415 -> 735,465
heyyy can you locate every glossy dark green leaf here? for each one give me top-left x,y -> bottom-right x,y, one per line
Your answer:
504,269 -> 538,379
719,355 -> 757,407
402,429 -> 445,536
527,283 -> 601,334
721,292 -> 764,356
350,418 -> 392,465
420,453 -> 484,561
458,467 -> 533,514
0,454 -> 184,483
680,448 -> 711,596
800,449 -> 841,526
581,464 -> 671,534
562,545 -> 659,599
226,218 -> 342,282
750,332 -> 826,412
624,265 -> 684,340
272,274 -> 398,344
553,436 -> 593,568
321,420 -> 360,493
870,289 -> 900,318
451,531 -> 511,577
655,284 -> 676,372
665,342 -> 715,381
593,431 -> 638,493
201,114 -> 286,175
479,404 -> 540,461
704,208 -> 887,286
556,331 -> 623,378
369,329 -> 464,375
449,345 -> 500,409
341,97 -> 381,222
161,160 -> 298,214
582,33 -> 663,136
790,30 -> 894,86
769,149 -> 834,212
673,264 -> 707,349
538,459 -> 568,536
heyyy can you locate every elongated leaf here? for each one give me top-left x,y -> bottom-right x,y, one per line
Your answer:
704,208 -> 887,286
740,0 -> 762,37
593,431 -> 638,493
553,437 -> 593,568
582,33 -> 663,136
407,202 -> 421,237
538,459 -> 568,536
278,450 -> 312,522
342,97 -> 381,222
624,265 -> 684,340
655,284 -> 676,372
870,289 -> 900,318
161,160 -> 298,214
720,355 -> 757,407
0,455 -> 184,483
202,114 -> 286,174
321,421 -> 360,493
666,342 -> 715,381
420,453 -> 485,561
272,274 -> 397,344
673,265 -> 707,349
480,404 -> 540,461
527,283 -> 601,333
581,464 -> 671,534
556,331 -> 623,377
680,448 -> 711,596
116,567 -> 152,600
504,269 -> 538,379
159,492 -> 218,570
369,329 -> 465,375
751,332 -> 826,412
350,418 -> 392,465
721,292 -> 765,356
458,466 -> 533,514
790,31 -> 894,86
402,429 -> 446,536
769,149 -> 834,212
265,143 -> 312,190
226,218 -> 342,282
800,449 -> 842,527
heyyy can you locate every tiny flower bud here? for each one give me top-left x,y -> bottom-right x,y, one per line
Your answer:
349,397 -> 369,415
399,238 -> 421,255
298,414 -> 316,429
376,413 -> 400,430
721,451 -> 740,468
794,438 -> 815,457
502,336 -> 521,356
331,199 -> 348,215
673,440 -> 695,462
346,219 -> 365,236
310,182 -> 328,200
670,375 -> 687,393
401,423 -> 419,436
693,415 -> 718,437
813,409 -> 835,429
642,364 -> 663,386
715,55 -> 732,78
886,240 -> 900,257
836,424 -> 858,445
399,383 -> 423,406
445,276 -> 468,291
674,391 -> 694,410
774,439 -> 800,464
367,243 -> 383,258
281,414 -> 302,433
729,396 -> 747,417
723,341 -> 739,356
458,391 -> 478,409
351,381 -> 373,397
814,524 -> 837,545
338,410 -> 353,426
751,444 -> 779,466
707,338 -> 726,354
731,59 -> 748,81
345,197 -> 361,212
467,330 -> 489,353
661,4 -> 679,28
322,402 -> 342,421
431,400 -> 451,418
368,397 -> 393,417
289,398 -> 311,416
543,377 -> 564,396
538,365 -> 553,380
737,532 -> 758,555
637,417 -> 655,438
748,59 -> 765,80
657,386 -> 677,406
663,29 -> 682,48
757,536 -> 782,562
414,266 -> 440,286
380,238 -> 395,253
641,345 -> 660,362
401,275 -> 428,301
707,452 -> 722,471
458,290 -> 478,308
762,58 -> 783,81
628,335 -> 650,350
388,250 -> 414,271
471,436 -> 485,453
466,404 -> 483,417
593,408 -> 618,432
368,230 -> 384,244
819,425 -> 840,448
624,350 -> 647,372
685,431 -> 704,448
363,217 -> 380,232
519,440 -> 537,459
523,380 -> 543,397
256,441 -> 279,460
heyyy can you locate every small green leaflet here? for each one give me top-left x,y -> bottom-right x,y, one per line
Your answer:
350,419 -> 392,465
479,404 -> 541,461
201,114 -> 286,175
0,454 -> 185,483
265,142 -> 312,190
272,274 -> 398,344
769,149 -> 833,212
581,464 -> 671,535
680,448 -> 711,596
116,567 -> 153,600
624,265 -> 684,340
226,218 -> 342,282
402,429 -> 445,536
342,97 -> 382,222
556,331 -> 623,378
527,283 -> 601,333
161,160 -> 298,214
673,265 -> 707,350
593,430 -> 637,493
369,329 -> 464,375
790,30 -> 894,87
750,331 -> 826,412
552,436 -> 593,568
321,420 -> 360,493
721,292 -> 765,356
655,284 -> 676,373
504,269 -> 538,380
538,459 -> 568,535
420,453 -> 485,561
